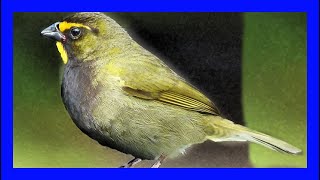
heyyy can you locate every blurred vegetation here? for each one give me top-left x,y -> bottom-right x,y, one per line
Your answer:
14,13 -> 306,167
242,13 -> 306,167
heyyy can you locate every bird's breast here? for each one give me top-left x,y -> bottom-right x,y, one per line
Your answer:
61,62 -> 128,143
61,63 -> 104,135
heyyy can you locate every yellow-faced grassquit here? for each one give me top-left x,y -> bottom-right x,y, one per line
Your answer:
41,12 -> 301,168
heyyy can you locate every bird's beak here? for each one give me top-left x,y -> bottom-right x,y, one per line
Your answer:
41,22 -> 66,42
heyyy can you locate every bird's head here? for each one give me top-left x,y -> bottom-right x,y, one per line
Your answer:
41,12 -> 126,64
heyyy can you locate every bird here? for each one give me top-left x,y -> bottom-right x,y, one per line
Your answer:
41,12 -> 302,168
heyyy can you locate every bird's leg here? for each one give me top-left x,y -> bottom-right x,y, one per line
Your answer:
151,155 -> 166,168
119,157 -> 142,168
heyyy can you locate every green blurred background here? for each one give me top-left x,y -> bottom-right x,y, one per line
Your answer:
14,13 -> 306,167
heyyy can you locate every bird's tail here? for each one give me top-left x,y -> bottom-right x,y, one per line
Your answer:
205,117 -> 302,155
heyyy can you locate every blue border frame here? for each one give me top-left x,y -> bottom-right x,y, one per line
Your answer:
1,0 -> 319,180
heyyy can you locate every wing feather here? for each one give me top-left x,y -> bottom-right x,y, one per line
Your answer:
105,55 -> 221,115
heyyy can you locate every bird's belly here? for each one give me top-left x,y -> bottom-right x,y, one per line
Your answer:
62,73 -> 207,160
91,87 -> 207,159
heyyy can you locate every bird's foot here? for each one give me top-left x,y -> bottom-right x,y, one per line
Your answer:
119,157 -> 142,168
151,154 -> 166,168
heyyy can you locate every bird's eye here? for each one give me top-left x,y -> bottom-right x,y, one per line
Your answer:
70,27 -> 81,39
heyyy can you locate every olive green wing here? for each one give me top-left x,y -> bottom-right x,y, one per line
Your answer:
106,57 -> 220,115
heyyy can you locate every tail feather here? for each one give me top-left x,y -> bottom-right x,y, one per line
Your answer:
206,118 -> 302,155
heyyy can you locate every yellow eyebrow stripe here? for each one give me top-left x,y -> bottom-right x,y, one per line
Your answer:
58,21 -> 91,32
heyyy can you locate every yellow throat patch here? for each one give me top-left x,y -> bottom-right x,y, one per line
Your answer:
56,42 -> 68,64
